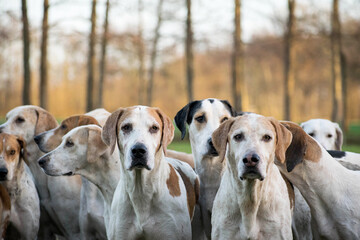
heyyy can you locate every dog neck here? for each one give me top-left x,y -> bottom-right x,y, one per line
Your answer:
1,159 -> 26,201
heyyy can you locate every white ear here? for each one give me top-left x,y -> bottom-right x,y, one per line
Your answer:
334,123 -> 343,151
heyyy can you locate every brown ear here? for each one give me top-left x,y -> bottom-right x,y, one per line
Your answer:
35,108 -> 58,135
156,108 -> 175,155
78,115 -> 101,127
334,123 -> 343,151
101,108 -> 124,154
268,118 -> 292,164
212,119 -> 234,163
87,128 -> 108,162
16,136 -> 29,166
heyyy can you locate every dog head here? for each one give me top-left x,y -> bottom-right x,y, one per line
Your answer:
38,125 -> 107,176
174,99 -> 235,164
0,133 -> 27,181
0,106 -> 58,145
212,114 -> 292,181
102,106 -> 174,172
300,119 -> 343,151
34,115 -> 100,153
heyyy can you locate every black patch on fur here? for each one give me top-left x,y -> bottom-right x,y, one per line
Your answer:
209,99 -> 214,103
174,100 -> 201,140
327,150 -> 346,159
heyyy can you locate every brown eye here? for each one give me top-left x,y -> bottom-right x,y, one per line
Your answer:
65,140 -> 74,147
195,115 -> 205,123
121,124 -> 132,133
61,124 -> 67,130
263,134 -> 272,142
221,117 -> 229,123
309,132 -> 315,137
327,134 -> 333,138
9,150 -> 16,155
234,133 -> 244,142
16,117 -> 25,123
150,125 -> 159,133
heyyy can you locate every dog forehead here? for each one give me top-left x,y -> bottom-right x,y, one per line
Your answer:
303,119 -> 334,132
7,106 -> 34,119
0,134 -> 19,152
120,106 -> 162,127
193,99 -> 230,119
230,114 -> 274,135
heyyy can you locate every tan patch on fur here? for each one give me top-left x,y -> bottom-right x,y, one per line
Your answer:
34,108 -> 58,135
0,134 -> 22,164
166,164 -> 181,197
212,119 -> 235,162
280,173 -> 295,210
175,167 -> 197,219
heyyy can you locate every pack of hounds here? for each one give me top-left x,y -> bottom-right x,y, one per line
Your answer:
0,98 -> 359,240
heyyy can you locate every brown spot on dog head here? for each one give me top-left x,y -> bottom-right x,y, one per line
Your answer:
212,118 -> 235,162
175,167 -> 198,219
334,123 -> 343,151
281,121 -> 322,172
102,108 -> 126,154
0,134 -> 25,166
34,108 -> 58,135
166,164 -> 181,197
268,117 -> 292,164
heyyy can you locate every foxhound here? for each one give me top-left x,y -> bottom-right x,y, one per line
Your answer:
211,114 -> 293,239
0,133 -> 40,239
300,118 -> 343,150
38,125 -> 119,236
174,98 -> 236,238
102,106 -> 199,240
34,110 -> 110,240
0,105 -> 82,239
0,184 -> 10,239
277,121 -> 360,239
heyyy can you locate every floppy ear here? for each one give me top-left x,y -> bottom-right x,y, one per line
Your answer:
35,109 -> 58,135
102,108 -> 124,154
212,119 -> 234,163
268,118 -> 292,164
220,100 -> 236,116
334,123 -> 343,150
16,136 -> 28,166
174,101 -> 201,140
78,115 -> 101,127
156,108 -> 175,155
86,128 -> 108,162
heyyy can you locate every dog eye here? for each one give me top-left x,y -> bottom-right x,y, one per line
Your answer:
61,124 -> 67,130
15,117 -> 25,123
234,133 -> 244,141
150,125 -> 159,133
221,117 -> 229,123
65,140 -> 74,147
121,124 -> 132,133
327,134 -> 333,138
309,132 -> 315,137
262,134 -> 272,142
195,115 -> 205,123
9,150 -> 16,155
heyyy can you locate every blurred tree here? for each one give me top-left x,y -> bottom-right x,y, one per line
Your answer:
232,0 -> 244,112
283,0 -> 296,121
21,0 -> 31,105
98,0 -> 110,108
40,0 -> 49,109
146,0 -> 164,106
137,0 -> 145,105
185,0 -> 194,102
87,0 -> 97,111
331,0 -> 345,128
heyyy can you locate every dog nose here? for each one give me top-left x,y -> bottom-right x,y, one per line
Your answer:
208,138 -> 214,148
243,153 -> 260,167
34,135 -> 41,145
131,143 -> 147,158
38,157 -> 49,168
0,127 -> 3,133
0,168 -> 8,179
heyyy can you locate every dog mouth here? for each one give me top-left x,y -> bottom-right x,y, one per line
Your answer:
63,172 -> 73,176
0,176 -> 7,181
240,169 -> 264,181
206,147 -> 219,157
129,159 -> 150,171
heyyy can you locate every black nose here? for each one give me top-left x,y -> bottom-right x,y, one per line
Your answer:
208,138 -> 214,148
0,168 -> 8,179
38,157 -> 49,168
0,127 -> 3,134
131,143 -> 147,159
207,138 -> 218,156
34,135 -> 41,145
243,153 -> 260,167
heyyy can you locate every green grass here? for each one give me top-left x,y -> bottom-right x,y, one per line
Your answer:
343,145 -> 360,153
168,141 -> 192,153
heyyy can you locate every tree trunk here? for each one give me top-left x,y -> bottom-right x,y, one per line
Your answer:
146,0 -> 164,106
97,0 -> 110,108
86,0 -> 97,112
137,0 -> 145,105
331,0 -> 344,127
185,0 -> 194,102
231,0 -> 244,112
283,0 -> 296,121
40,0 -> 49,109
21,0 -> 31,105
